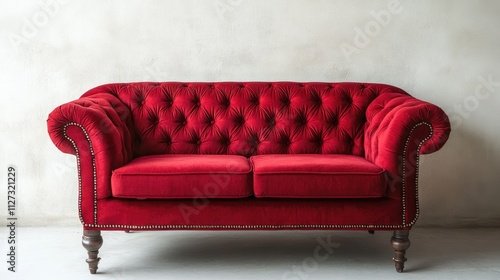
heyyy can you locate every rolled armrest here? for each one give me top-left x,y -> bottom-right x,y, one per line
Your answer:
364,92 -> 451,175
47,92 -> 135,201
364,92 -> 450,226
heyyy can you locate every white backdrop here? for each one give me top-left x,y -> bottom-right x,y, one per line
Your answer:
0,0 -> 499,227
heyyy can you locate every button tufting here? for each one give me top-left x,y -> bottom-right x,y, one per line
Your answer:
328,117 -> 338,127
297,117 -> 307,125
249,135 -> 260,147
220,96 -> 230,108
282,98 -> 291,106
162,135 -> 171,145
251,97 -> 259,105
267,117 -> 276,127
312,136 -> 324,145
221,138 -> 230,146
235,115 -> 245,125
119,82 -> 384,158
281,137 -> 291,146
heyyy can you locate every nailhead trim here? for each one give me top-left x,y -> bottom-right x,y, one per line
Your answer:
402,122 -> 433,226
63,123 -> 98,225
81,224 -> 408,229
63,121 -> 433,230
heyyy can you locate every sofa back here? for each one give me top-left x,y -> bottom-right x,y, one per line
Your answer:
83,82 -> 408,157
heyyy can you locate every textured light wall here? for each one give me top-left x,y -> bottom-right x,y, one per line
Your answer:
0,0 -> 499,226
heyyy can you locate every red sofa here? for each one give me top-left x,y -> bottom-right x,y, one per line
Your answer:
47,82 -> 450,273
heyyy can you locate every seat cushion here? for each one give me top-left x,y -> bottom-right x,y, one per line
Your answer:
112,154 -> 253,199
250,154 -> 388,198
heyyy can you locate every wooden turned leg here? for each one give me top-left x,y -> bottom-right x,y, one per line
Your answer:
82,230 -> 103,274
391,230 -> 410,273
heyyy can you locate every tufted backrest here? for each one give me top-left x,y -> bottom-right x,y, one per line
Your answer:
82,82 -> 408,157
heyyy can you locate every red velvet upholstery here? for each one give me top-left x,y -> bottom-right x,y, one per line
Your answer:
81,82 -> 389,157
364,92 -> 451,175
111,154 -> 252,199
47,82 -> 451,231
251,154 -> 387,198
91,197 -> 402,230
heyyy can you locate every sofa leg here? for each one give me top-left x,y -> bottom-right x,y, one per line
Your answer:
391,230 -> 410,272
368,230 -> 375,234
82,230 -> 103,274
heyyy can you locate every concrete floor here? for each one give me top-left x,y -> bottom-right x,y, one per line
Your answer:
0,227 -> 499,280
